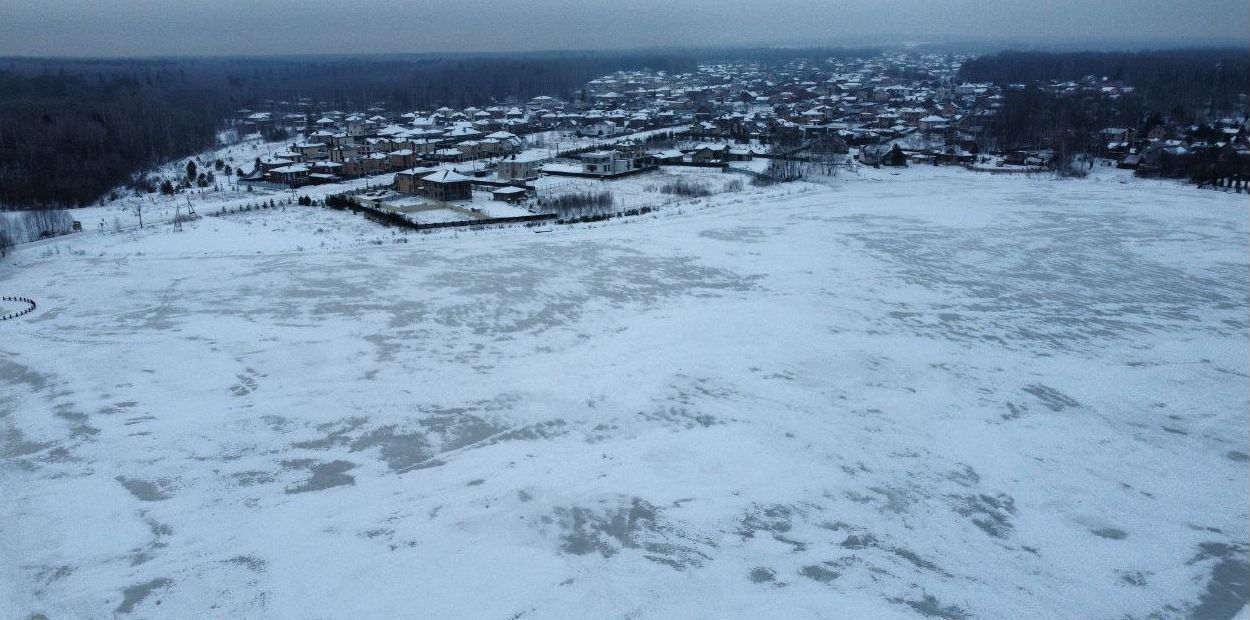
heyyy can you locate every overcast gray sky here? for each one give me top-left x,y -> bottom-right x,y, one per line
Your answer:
1,0 -> 1246,57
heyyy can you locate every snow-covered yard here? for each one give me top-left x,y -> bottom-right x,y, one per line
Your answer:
535,165 -> 753,211
1,167 -> 1246,619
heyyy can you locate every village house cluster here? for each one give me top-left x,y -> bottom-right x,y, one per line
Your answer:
1119,121 -> 1250,185
227,51 -> 1249,202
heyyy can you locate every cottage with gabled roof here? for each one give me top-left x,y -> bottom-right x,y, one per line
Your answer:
393,166 -> 441,193
268,163 -> 311,187
293,142 -> 329,160
497,151 -> 550,180
421,170 -> 472,201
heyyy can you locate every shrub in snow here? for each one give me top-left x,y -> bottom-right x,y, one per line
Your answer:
659,179 -> 712,197
539,190 -> 615,220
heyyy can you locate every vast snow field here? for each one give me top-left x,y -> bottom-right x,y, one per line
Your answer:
2,167 -> 1247,619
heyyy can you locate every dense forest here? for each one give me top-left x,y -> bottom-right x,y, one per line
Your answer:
0,48 -> 874,210
989,86 -> 1144,155
961,48 -> 1250,122
0,66 -> 228,209
962,49 -> 1250,158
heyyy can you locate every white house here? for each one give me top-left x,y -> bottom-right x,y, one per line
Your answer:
582,121 -> 618,137
580,151 -> 632,176
497,152 -> 551,180
919,115 -> 948,133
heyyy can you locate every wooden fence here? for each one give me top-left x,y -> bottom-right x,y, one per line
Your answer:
1,296 -> 36,321
540,165 -> 657,180
962,164 -> 1050,174
411,213 -> 557,231
331,192 -> 557,231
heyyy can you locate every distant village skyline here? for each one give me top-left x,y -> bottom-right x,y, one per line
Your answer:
1,0 -> 1246,58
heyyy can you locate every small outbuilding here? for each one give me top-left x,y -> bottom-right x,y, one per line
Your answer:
649,149 -> 685,164
491,186 -> 529,203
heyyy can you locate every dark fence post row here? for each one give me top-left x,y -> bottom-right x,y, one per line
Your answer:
0,296 -> 36,321
410,213 -> 558,231
554,205 -> 657,225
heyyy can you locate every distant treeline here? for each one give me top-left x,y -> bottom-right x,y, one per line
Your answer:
0,48 -> 874,210
0,66 -> 232,210
962,49 -> 1250,156
989,86 -> 1142,154
960,49 -> 1250,119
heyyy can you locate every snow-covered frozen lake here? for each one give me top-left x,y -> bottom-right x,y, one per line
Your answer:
2,167 -> 1247,619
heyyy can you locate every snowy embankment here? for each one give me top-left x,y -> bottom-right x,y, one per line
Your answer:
1,166 -> 1246,619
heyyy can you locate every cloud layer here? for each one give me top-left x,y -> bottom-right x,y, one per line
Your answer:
1,0 -> 1245,57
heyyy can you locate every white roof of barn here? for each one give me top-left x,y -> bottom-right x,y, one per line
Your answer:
396,166 -> 440,177
271,164 -> 310,173
505,151 -> 551,163
423,170 -> 471,183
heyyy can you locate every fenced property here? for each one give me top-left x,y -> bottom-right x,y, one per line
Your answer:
962,163 -> 1051,175
1,296 -> 37,321
328,191 -> 556,231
